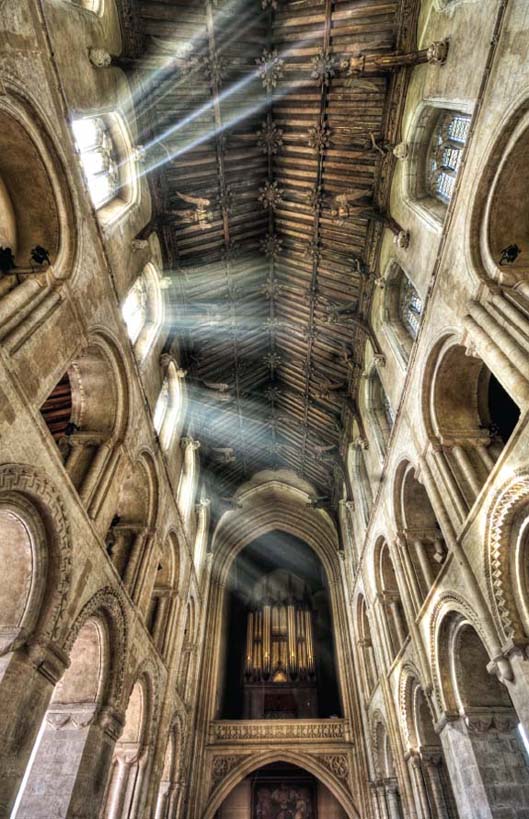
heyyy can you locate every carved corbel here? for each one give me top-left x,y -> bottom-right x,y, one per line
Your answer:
88,48 -> 112,68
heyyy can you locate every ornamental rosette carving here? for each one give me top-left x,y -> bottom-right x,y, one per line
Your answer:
260,233 -> 283,258
259,180 -> 284,211
310,48 -> 337,86
308,123 -> 331,154
257,119 -> 284,155
256,49 -> 285,92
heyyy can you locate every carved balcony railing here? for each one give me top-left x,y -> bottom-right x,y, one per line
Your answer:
208,718 -> 350,745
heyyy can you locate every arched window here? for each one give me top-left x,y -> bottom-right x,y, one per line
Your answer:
367,368 -> 393,457
427,111 -> 470,203
122,264 -> 164,363
71,113 -> 138,220
398,273 -> 422,339
71,117 -> 119,209
383,264 -> 423,368
154,362 -> 183,451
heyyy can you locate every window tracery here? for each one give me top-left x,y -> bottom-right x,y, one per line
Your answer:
427,112 -> 470,203
398,274 -> 422,340
122,264 -> 164,362
71,116 -> 120,209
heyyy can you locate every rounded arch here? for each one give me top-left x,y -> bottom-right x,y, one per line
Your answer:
486,471 -> 529,645
429,593 -> 494,715
470,92 -> 529,286
84,328 -> 130,443
203,751 -> 360,819
63,586 -> 128,706
0,463 -> 71,647
0,83 -> 75,281
369,710 -> 395,781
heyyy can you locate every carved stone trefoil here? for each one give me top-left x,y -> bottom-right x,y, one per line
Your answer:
256,48 -> 285,92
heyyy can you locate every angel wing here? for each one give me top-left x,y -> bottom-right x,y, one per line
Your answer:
175,190 -> 211,208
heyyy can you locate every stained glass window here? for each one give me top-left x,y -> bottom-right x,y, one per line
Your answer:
427,112 -> 470,203
399,274 -> 422,339
72,117 -> 120,209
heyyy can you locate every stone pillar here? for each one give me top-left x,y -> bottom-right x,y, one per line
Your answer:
105,746 -> 141,819
414,539 -> 435,593
408,753 -> 431,819
384,778 -> 402,819
154,780 -> 171,819
373,781 -> 390,819
463,312 -> 529,407
451,444 -> 482,500
429,447 -> 468,524
438,710 -> 529,819
388,598 -> 407,649
422,752 -> 451,819
16,704 -> 123,819
0,640 -> 67,816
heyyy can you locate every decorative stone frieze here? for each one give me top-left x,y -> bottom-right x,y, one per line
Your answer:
209,719 -> 348,743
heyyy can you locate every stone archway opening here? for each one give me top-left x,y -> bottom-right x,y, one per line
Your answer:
215,761 -> 348,819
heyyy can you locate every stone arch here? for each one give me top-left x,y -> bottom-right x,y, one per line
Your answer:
429,593 -> 492,715
398,663 -> 424,751
421,332 -> 521,511
0,83 -> 76,348
369,710 -> 396,780
0,463 -> 71,646
203,751 -> 360,819
206,478 -> 356,726
486,471 -> 529,645
373,536 -> 408,661
392,458 -> 446,602
63,586 -> 128,706
469,91 -> 529,287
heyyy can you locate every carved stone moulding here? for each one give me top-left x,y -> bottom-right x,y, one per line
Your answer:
209,719 -> 348,744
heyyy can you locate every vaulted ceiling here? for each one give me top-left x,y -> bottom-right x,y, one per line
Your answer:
122,0 -> 417,508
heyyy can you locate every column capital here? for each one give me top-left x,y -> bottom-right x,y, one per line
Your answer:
26,638 -> 69,685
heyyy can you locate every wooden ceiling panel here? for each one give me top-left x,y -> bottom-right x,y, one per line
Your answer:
124,0 -> 416,506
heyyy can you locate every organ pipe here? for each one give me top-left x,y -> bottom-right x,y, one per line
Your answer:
244,600 -> 316,683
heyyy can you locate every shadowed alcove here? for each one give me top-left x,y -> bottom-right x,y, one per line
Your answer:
218,531 -> 342,720
215,762 -> 347,819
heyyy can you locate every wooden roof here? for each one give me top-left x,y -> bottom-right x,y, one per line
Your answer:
124,0 -> 417,505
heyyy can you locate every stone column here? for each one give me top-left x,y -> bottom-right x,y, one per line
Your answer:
0,640 -> 68,816
154,780 -> 171,819
384,778 -> 402,819
16,704 -> 124,819
421,751 -> 451,819
373,781 -> 390,819
105,746 -> 141,819
451,444 -> 482,500
429,447 -> 468,524
388,597 -> 407,649
438,710 -> 529,819
413,539 -> 435,593
408,753 -> 431,819
463,312 -> 529,407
